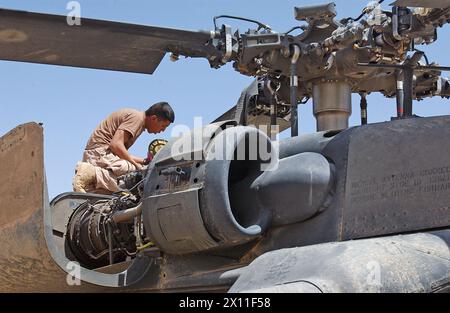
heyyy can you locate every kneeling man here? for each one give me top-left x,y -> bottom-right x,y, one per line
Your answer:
73,102 -> 174,194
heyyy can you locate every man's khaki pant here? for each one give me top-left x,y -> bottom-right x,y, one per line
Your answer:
82,147 -> 138,193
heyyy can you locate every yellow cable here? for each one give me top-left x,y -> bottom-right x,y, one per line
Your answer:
137,241 -> 154,251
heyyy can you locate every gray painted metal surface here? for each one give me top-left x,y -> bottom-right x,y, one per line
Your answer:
340,116 -> 450,238
229,230 -> 450,293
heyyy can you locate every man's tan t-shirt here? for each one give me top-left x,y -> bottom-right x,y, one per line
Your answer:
85,109 -> 145,151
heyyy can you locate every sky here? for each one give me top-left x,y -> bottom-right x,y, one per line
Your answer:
0,0 -> 449,199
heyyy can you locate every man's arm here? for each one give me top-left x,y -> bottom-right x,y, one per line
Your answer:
109,130 -> 144,170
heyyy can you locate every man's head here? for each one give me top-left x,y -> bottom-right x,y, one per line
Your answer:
144,102 -> 175,134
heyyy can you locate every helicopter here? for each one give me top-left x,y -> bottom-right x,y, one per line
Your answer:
0,0 -> 449,292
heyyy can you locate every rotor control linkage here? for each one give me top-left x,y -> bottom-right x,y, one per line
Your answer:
395,69 -> 404,118
290,45 -> 301,137
359,93 -> 368,125
359,52 -> 450,118
403,52 -> 424,116
264,79 -> 281,140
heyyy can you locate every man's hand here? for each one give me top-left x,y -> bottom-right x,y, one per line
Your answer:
110,130 -> 143,170
132,156 -> 146,166
132,161 -> 144,171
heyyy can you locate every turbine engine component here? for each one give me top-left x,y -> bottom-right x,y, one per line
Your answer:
66,196 -> 139,269
141,122 -> 335,254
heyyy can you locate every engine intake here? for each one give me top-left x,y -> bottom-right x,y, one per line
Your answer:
142,122 -> 335,255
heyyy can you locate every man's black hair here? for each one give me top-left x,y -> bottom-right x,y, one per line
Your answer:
145,102 -> 175,123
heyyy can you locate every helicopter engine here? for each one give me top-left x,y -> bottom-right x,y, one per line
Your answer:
141,122 -> 335,254
65,195 -> 139,269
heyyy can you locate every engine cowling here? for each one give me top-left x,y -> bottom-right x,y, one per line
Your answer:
142,122 -> 335,254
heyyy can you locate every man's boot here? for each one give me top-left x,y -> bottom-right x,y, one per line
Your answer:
72,162 -> 97,193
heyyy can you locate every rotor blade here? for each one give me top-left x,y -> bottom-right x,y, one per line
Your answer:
391,0 -> 450,8
358,63 -> 450,71
419,65 -> 450,71
358,63 -> 403,69
0,8 -> 217,74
